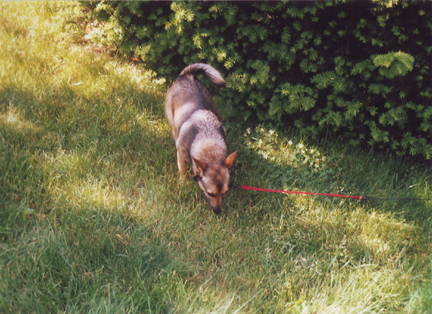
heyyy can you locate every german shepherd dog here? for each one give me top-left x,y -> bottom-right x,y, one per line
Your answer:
165,63 -> 237,214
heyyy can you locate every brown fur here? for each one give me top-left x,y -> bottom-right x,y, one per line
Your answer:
165,63 -> 236,214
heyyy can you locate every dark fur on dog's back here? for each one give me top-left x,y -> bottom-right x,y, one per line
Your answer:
165,63 -> 226,134
165,63 -> 236,214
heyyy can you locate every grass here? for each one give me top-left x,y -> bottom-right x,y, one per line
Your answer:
1,2 -> 432,313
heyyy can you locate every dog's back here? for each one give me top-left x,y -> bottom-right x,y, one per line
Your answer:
165,63 -> 226,139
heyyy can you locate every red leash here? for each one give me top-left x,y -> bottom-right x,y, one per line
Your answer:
231,184 -> 368,200
230,184 -> 432,202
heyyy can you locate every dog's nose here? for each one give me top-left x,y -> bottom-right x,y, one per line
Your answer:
212,207 -> 222,215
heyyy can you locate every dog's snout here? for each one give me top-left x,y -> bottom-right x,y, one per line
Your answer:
206,194 -> 223,214
208,200 -> 222,214
212,207 -> 222,215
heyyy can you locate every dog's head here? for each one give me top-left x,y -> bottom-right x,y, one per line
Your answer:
193,151 -> 237,214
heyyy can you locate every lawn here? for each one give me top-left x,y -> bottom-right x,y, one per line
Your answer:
1,2 -> 431,313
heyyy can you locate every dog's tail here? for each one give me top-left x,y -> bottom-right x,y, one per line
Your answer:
179,63 -> 226,87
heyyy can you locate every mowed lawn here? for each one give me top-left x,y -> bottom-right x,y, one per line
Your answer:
1,2 -> 431,313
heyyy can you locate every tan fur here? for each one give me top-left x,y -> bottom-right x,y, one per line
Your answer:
165,63 -> 236,214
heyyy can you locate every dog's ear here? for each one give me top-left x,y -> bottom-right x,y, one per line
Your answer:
193,158 -> 207,179
193,158 -> 208,171
223,151 -> 237,168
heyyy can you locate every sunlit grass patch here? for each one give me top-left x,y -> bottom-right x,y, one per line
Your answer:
0,105 -> 39,134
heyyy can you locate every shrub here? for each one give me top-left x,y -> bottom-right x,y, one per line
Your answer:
79,0 -> 432,160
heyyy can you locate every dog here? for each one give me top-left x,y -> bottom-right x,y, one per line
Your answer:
165,63 -> 237,214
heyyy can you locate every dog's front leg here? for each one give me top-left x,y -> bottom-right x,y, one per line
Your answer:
177,151 -> 188,180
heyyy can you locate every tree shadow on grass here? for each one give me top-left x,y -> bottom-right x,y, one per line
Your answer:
224,123 -> 431,224
220,124 -> 431,282
0,73 -> 186,313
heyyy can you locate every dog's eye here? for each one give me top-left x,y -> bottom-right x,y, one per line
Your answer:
207,192 -> 216,198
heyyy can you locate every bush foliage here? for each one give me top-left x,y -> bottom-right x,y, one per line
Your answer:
80,0 -> 432,159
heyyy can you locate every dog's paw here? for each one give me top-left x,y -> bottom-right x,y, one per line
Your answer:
179,173 -> 188,182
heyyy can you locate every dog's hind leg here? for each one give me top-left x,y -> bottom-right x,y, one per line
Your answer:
171,127 -> 179,141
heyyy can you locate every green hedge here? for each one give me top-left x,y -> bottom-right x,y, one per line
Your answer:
80,0 -> 432,160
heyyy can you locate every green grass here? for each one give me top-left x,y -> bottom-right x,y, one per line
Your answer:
1,2 -> 432,313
